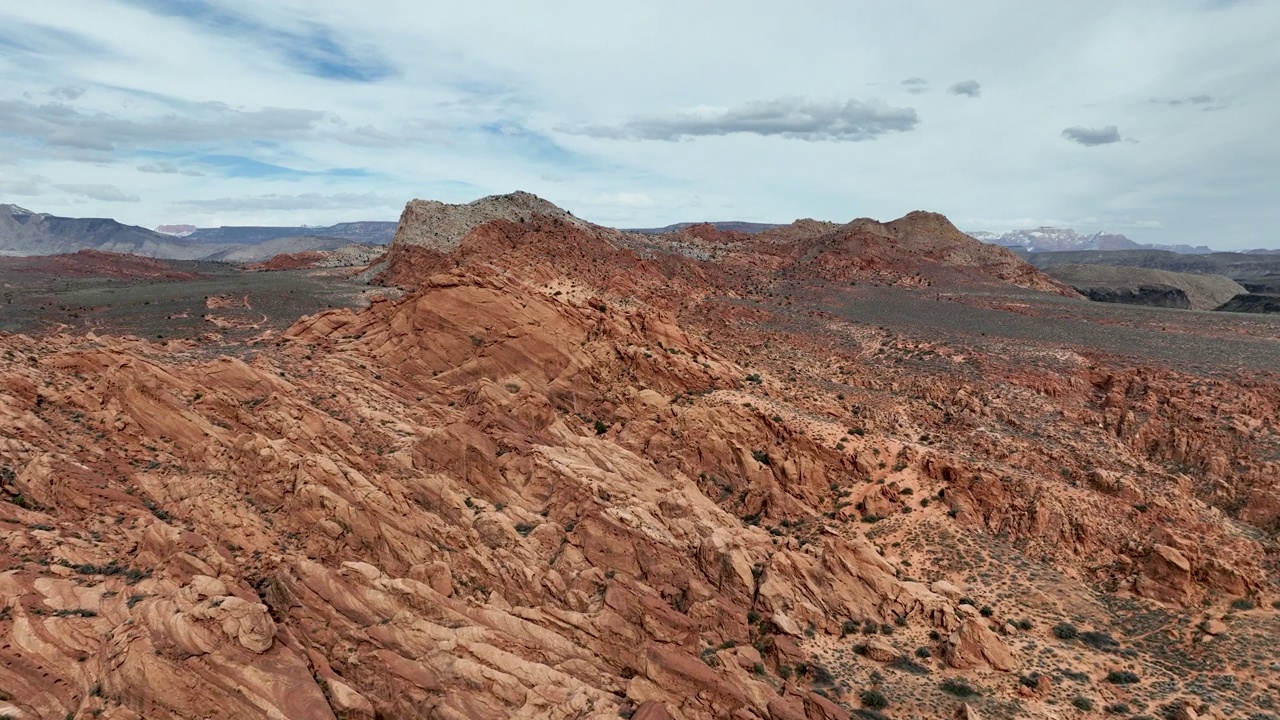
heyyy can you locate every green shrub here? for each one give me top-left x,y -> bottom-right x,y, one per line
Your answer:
940,679 -> 978,697
890,656 -> 930,675
1081,630 -> 1119,651
1053,622 -> 1079,640
1106,670 -> 1140,685
860,689 -> 889,709
1230,598 -> 1256,611
1072,696 -> 1095,711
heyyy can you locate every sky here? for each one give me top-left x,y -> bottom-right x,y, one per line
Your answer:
1,1 -> 1278,249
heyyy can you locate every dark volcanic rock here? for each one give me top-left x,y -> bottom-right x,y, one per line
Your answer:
1079,284 -> 1191,309
1216,293 -> 1280,314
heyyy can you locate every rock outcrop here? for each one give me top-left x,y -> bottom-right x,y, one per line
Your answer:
1,192 -> 1277,720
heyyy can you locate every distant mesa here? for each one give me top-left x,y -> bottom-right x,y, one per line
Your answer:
1045,264 -> 1246,311
186,220 -> 396,246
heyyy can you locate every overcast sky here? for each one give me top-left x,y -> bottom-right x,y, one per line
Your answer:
1,1 -> 1278,248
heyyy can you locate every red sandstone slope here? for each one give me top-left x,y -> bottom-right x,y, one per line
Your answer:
0,249 -> 204,280
0,193 -> 1276,720
762,211 -> 1077,294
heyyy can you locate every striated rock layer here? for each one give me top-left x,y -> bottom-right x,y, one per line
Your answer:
1,193 -> 1277,720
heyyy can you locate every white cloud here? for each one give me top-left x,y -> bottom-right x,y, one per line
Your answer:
948,80 -> 981,97
53,183 -> 140,202
0,0 -> 1275,248
563,98 -> 919,142
175,192 -> 399,211
137,161 -> 205,176
1061,125 -> 1123,146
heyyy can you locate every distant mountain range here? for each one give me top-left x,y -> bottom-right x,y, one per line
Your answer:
183,221 -> 396,245
1,204 -> 219,260
967,227 -> 1213,254
0,204 -> 394,262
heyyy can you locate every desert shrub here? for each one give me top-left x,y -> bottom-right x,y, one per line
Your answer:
1053,622 -> 1079,640
1230,598 -> 1256,611
1061,669 -> 1090,683
1106,670 -> 1140,685
514,523 -> 536,537
890,656 -> 930,675
1108,703 -> 1131,715
979,605 -> 994,617
1015,618 -> 1034,631
594,419 -> 608,435
53,608 -> 97,618
810,663 -> 836,686
860,689 -> 889,709
842,620 -> 859,637
940,678 -> 978,697
1081,630 -> 1120,650
752,450 -> 771,466
1073,696 -> 1095,711
915,646 -> 931,658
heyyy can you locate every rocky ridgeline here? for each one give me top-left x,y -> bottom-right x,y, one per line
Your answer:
391,191 -> 593,253
0,192 -> 1276,720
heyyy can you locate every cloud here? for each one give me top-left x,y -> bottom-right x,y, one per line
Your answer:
1151,94 -> 1222,109
175,192 -> 398,212
0,99 -> 324,152
563,98 -> 919,142
1061,125 -> 1123,146
0,174 -> 49,197
0,20 -> 110,65
118,0 -> 396,82
137,161 -> 205,176
474,121 -> 594,166
901,77 -> 928,94
49,86 -> 85,101
948,80 -> 981,97
595,192 -> 655,208
54,183 -> 141,202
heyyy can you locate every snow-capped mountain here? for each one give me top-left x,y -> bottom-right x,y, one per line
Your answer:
155,224 -> 197,237
968,227 -> 1213,254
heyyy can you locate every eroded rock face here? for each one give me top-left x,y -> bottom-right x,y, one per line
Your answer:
944,619 -> 1019,671
1,193 -> 1277,719
1136,544 -> 1194,606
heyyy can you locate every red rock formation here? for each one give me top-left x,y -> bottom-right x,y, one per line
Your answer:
1,193 -> 1276,719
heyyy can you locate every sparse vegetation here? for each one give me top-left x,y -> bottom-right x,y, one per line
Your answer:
1053,622 -> 1079,640
1106,670 -> 1140,685
860,689 -> 889,709
940,678 -> 979,697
